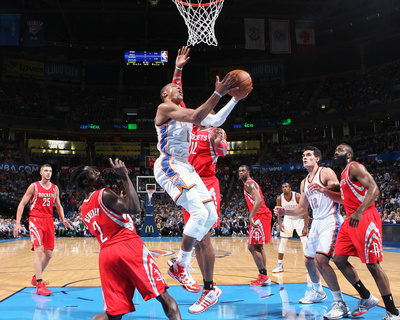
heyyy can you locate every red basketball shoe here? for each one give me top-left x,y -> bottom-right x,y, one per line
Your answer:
36,281 -> 52,296
168,261 -> 201,293
250,274 -> 271,287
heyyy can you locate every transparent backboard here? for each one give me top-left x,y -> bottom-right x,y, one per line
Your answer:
136,176 -> 164,194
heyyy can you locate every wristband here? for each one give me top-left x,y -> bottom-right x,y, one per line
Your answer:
213,91 -> 222,98
175,66 -> 183,70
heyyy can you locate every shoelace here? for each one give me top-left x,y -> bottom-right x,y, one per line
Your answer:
195,292 -> 208,305
38,280 -> 50,287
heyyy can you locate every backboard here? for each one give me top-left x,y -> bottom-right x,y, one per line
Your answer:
136,175 -> 164,194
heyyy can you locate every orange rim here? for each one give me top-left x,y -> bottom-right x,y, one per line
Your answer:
174,0 -> 223,7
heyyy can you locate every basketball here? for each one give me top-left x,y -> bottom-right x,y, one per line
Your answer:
228,69 -> 253,99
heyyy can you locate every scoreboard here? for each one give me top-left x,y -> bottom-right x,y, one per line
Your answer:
124,51 -> 168,66
145,156 -> 158,168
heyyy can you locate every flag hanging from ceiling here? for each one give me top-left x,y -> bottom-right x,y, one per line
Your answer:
295,20 -> 316,52
23,16 -> 45,47
244,18 -> 265,50
0,14 -> 21,46
269,19 -> 291,54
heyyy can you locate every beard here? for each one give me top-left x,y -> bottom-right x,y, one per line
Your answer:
332,154 -> 348,167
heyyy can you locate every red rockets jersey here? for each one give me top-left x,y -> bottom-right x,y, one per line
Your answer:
29,181 -> 57,218
244,178 -> 272,219
340,161 -> 375,215
80,188 -> 138,249
188,126 -> 221,177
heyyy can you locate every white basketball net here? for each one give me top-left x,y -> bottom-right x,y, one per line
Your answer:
172,0 -> 225,46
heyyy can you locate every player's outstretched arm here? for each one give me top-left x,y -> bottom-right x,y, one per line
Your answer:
158,73 -> 238,125
103,158 -> 141,214
175,46 -> 190,73
200,86 -> 252,127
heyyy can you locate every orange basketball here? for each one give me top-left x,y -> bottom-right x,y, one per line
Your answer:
228,69 -> 253,99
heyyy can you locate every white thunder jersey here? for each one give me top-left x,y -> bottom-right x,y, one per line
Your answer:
155,118 -> 192,162
304,167 -> 339,220
281,191 -> 300,220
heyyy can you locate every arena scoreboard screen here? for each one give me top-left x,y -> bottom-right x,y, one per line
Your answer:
124,51 -> 168,66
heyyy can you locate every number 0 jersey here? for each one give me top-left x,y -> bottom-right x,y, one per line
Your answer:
29,181 -> 57,218
155,116 -> 192,163
188,126 -> 220,177
81,188 -> 137,249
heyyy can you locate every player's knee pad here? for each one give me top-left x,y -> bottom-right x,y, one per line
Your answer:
180,199 -> 208,239
278,237 -> 288,254
300,236 -> 307,251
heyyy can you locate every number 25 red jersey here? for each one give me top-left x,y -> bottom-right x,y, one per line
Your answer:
29,181 -> 57,218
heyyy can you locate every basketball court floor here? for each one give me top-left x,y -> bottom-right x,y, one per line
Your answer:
1,236 -> 399,320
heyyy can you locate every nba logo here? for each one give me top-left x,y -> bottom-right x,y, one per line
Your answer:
161,51 -> 168,62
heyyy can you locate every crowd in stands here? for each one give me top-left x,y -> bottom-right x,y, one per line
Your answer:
1,60 -> 400,125
1,132 -> 399,240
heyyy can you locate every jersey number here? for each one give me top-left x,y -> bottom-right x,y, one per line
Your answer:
93,221 -> 108,243
189,141 -> 198,155
310,198 -> 319,210
43,198 -> 51,206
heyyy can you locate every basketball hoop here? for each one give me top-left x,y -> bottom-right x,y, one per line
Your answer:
172,0 -> 225,46
146,189 -> 155,200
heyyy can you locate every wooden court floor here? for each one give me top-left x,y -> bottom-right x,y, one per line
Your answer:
1,236 -> 399,309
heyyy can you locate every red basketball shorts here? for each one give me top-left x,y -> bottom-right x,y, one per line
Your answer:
183,175 -> 221,227
29,217 -> 55,251
335,208 -> 383,264
99,237 -> 169,316
248,213 -> 272,245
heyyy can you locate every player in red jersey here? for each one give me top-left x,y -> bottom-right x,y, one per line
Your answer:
71,158 -> 181,320
309,143 -> 399,320
14,163 -> 71,296
238,165 -> 272,286
168,46 -> 227,313
183,125 -> 227,313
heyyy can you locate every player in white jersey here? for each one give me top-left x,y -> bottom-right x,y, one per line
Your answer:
274,146 -> 350,320
272,182 -> 308,273
154,59 -> 246,294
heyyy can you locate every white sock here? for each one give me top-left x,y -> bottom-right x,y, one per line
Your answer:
278,260 -> 283,264
331,290 -> 344,302
312,281 -> 323,292
177,249 -> 193,267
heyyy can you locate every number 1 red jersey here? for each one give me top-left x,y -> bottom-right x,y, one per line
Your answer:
81,188 -> 138,249
29,181 -> 57,218
188,126 -> 219,177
